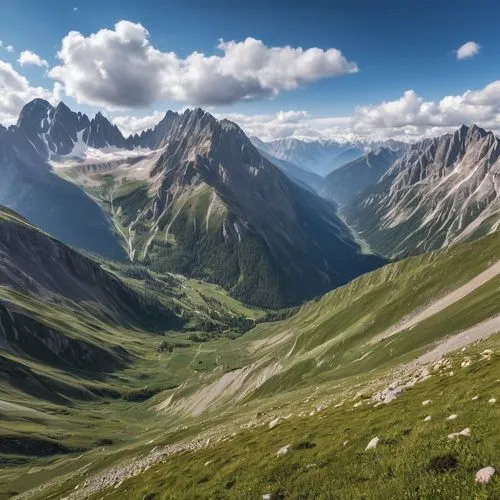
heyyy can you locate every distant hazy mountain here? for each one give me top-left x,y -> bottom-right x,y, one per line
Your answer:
254,137 -> 366,176
250,136 -> 322,192
343,125 -> 500,257
321,147 -> 403,205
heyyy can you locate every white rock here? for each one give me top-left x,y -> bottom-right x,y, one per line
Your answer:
354,401 -> 362,408
472,395 -> 479,401
488,398 -> 496,404
422,399 -> 432,406
263,495 -> 271,500
475,466 -> 495,484
365,437 -> 379,450
276,445 -> 290,457
204,460 -> 213,466
343,440 -> 349,446
447,427 -> 471,440
424,415 -> 432,422
446,414 -> 458,420
268,418 -> 281,429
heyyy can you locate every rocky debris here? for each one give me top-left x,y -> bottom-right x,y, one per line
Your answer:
446,414 -> 458,421
276,445 -> 290,457
475,466 -> 495,484
263,495 -> 271,500
472,395 -> 479,401
488,398 -> 496,404
424,416 -> 432,422
365,437 -> 379,450
481,349 -> 494,360
373,366 -> 431,405
422,400 -> 432,406
461,357 -> 472,368
448,428 -> 471,440
58,428 -> 230,500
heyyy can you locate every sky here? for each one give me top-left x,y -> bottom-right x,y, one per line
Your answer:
1,0 -> 500,141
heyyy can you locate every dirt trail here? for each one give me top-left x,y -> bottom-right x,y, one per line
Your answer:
411,314 -> 500,366
370,260 -> 500,344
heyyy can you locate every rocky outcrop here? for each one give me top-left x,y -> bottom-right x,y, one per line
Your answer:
343,125 -> 500,257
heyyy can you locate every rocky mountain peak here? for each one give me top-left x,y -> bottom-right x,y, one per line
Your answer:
344,124 -> 500,258
16,98 -> 53,133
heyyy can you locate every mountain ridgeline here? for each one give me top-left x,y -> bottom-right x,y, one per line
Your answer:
343,124 -> 500,257
321,147 -> 403,205
0,99 -> 384,308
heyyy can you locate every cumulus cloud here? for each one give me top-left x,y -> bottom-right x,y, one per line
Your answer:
18,50 -> 49,68
5,45 -> 14,53
213,80 -> 500,142
456,41 -> 480,60
112,110 -> 165,136
48,20 -> 358,109
0,59 -> 53,124
109,79 -> 500,142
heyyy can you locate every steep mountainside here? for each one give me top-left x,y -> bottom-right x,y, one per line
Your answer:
343,125 -> 500,257
59,108 -> 383,307
321,147 -> 402,205
0,99 -> 127,259
255,137 -> 365,176
0,206 -> 180,331
251,137 -> 322,191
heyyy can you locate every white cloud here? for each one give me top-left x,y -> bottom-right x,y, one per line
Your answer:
18,50 -> 49,68
456,41 -> 480,60
6,45 -> 14,53
112,111 -> 165,136
0,59 -> 53,124
48,20 -> 358,109
213,80 -> 500,142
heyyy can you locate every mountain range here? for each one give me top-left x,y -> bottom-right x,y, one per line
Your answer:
255,136 -> 406,177
1,98 -> 500,500
253,137 -> 366,176
0,99 -> 384,308
343,124 -> 500,257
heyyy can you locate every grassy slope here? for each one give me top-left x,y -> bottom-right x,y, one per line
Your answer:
1,232 -> 499,499
92,339 -> 500,500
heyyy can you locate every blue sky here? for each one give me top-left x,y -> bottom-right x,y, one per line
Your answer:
1,0 -> 500,140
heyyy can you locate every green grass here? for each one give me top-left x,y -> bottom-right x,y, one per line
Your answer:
39,337 -> 500,500
0,231 -> 499,499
